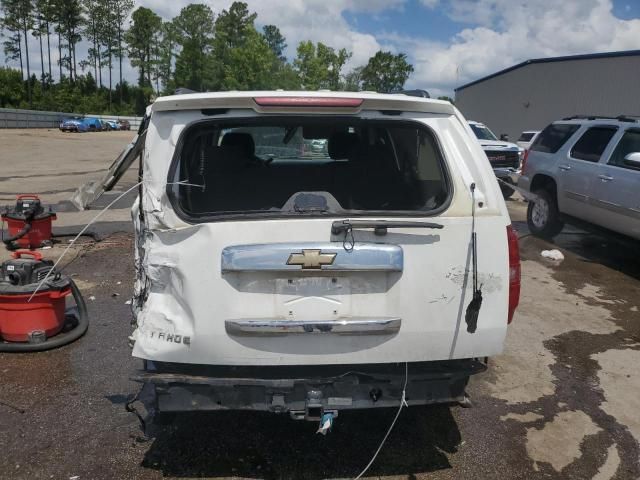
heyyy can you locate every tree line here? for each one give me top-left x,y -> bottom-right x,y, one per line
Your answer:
0,1 -> 415,115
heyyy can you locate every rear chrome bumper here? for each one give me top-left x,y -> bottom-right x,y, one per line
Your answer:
225,317 -> 401,336
132,360 -> 487,420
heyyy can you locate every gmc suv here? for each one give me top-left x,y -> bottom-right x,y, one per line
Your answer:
519,115 -> 640,240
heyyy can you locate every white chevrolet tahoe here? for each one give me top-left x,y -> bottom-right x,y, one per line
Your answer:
519,116 -> 640,240
75,91 -> 520,423
468,121 -> 523,199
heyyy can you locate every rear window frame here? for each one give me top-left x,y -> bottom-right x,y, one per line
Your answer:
530,123 -> 580,154
518,132 -> 536,142
166,114 -> 454,224
607,127 -> 640,171
569,125 -> 619,163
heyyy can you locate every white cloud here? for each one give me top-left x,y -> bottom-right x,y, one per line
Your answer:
136,0 -> 402,69
400,0 -> 640,95
134,0 -> 640,96
420,0 -> 440,8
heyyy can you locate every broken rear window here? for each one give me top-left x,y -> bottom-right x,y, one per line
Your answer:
169,117 -> 450,219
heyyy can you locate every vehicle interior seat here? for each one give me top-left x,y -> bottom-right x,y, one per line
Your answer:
196,133 -> 260,212
327,131 -> 360,208
351,141 -> 414,210
220,132 -> 259,165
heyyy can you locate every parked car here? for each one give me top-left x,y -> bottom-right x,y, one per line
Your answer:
519,115 -> 640,240
310,138 -> 328,154
468,120 -> 523,199
74,91 -> 520,424
104,120 -> 120,131
59,117 -> 88,132
517,130 -> 541,150
118,119 -> 131,130
82,117 -> 103,131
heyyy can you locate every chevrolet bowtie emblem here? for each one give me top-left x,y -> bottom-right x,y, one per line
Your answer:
286,249 -> 337,269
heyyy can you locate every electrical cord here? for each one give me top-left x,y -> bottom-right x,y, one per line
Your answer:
343,222 -> 355,252
27,180 -> 202,301
353,362 -> 409,480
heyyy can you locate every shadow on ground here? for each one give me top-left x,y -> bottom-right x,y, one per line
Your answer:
141,406 -> 461,479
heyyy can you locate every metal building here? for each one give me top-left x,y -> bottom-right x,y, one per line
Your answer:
454,50 -> 640,141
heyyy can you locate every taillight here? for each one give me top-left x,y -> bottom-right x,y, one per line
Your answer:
507,225 -> 520,324
521,149 -> 529,173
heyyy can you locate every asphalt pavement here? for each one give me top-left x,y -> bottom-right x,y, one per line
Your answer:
0,130 -> 639,479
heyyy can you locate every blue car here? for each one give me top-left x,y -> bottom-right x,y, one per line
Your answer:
82,117 -> 103,131
104,120 -> 120,131
59,117 -> 89,133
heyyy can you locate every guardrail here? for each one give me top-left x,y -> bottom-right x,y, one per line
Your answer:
0,108 -> 143,129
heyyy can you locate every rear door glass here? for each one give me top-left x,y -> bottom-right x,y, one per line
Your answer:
608,129 -> 640,170
570,127 -> 618,162
530,124 -> 579,153
170,118 -> 450,220
518,132 -> 535,142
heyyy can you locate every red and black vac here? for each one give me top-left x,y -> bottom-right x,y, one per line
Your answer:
1,194 -> 56,250
0,196 -> 88,352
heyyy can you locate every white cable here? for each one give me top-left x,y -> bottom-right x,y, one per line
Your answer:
354,362 -> 409,480
27,180 -> 200,301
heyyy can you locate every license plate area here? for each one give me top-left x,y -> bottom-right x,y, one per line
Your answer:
275,277 -> 351,320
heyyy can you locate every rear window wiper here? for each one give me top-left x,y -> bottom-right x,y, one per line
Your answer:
331,219 -> 443,236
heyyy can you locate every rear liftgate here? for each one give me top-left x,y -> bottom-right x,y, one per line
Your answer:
133,219 -> 487,421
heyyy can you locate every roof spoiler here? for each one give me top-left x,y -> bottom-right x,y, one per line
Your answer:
390,89 -> 431,99
174,87 -> 200,95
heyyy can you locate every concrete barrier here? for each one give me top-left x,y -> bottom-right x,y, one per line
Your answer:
0,108 -> 143,129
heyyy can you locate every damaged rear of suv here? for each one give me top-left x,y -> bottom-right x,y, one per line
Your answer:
77,91 -> 520,423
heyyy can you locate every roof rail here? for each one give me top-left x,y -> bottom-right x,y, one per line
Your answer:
391,89 -> 431,99
561,114 -> 638,123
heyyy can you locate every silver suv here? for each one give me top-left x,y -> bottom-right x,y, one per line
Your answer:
519,116 -> 640,240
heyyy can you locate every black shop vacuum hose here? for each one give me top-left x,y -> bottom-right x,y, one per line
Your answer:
0,279 -> 89,352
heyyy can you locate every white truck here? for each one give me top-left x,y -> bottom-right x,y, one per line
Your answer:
468,120 -> 523,199
74,91 -> 520,423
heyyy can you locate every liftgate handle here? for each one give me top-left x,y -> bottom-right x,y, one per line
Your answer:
10,250 -> 43,261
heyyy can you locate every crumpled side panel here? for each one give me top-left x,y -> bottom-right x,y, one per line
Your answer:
131,227 -> 202,362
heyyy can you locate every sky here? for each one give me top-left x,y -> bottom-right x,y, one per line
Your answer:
2,0 -> 640,97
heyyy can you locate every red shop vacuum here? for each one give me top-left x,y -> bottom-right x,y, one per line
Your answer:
1,194 -> 56,250
0,250 -> 88,352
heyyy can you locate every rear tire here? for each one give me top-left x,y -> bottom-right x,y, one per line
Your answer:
527,188 -> 564,239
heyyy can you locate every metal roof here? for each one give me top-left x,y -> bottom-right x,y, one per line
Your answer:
454,49 -> 640,92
